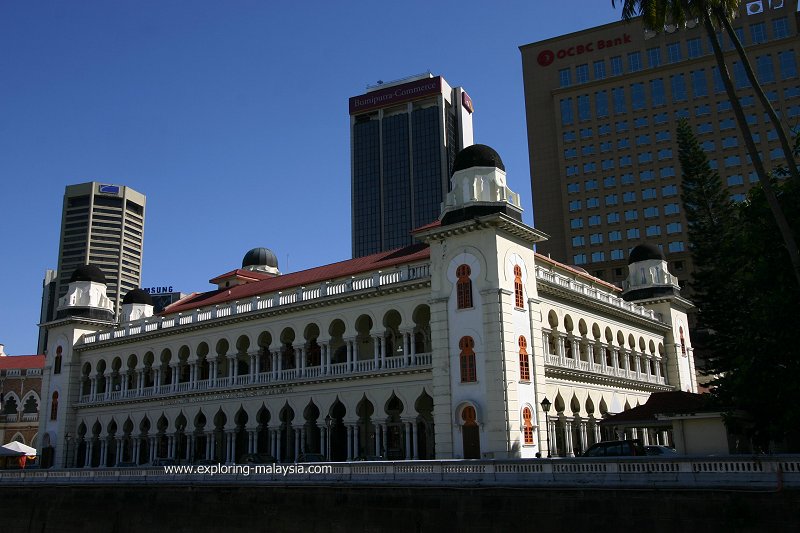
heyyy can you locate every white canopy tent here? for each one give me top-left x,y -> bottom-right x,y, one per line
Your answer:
2,441 -> 37,456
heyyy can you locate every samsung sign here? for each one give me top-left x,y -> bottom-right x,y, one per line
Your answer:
144,286 -> 174,294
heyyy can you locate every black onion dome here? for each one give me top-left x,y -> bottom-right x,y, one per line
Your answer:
122,288 -> 153,306
242,247 -> 278,269
69,264 -> 106,284
628,243 -> 665,264
451,144 -> 505,175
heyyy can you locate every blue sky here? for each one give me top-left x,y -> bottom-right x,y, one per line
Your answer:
0,1 -> 621,355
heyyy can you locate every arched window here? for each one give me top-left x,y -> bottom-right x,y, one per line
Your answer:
518,336 -> 530,381
679,327 -> 687,357
522,407 -> 533,445
459,336 -> 476,383
514,265 -> 524,308
456,264 -> 473,309
50,392 -> 58,421
54,346 -> 62,375
461,405 -> 480,459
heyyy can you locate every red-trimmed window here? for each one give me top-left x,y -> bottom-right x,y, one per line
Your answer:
456,264 -> 473,309
54,346 -> 62,375
462,405 -> 477,425
679,327 -> 687,357
522,407 -> 533,445
514,265 -> 524,308
50,391 -> 58,421
518,336 -> 530,381
459,336 -> 477,383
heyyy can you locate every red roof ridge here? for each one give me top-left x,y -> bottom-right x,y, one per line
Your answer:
209,268 -> 274,284
163,244 -> 431,315
0,355 -> 45,370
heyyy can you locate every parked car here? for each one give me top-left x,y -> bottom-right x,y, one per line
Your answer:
644,445 -> 678,456
297,453 -> 326,463
580,439 -> 645,457
238,453 -> 276,464
115,461 -> 138,468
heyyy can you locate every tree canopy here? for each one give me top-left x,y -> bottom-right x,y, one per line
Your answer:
678,119 -> 800,451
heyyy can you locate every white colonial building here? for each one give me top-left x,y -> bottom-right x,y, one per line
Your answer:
37,145 -> 696,467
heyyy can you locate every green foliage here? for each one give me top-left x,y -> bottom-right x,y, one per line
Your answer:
678,121 -> 800,451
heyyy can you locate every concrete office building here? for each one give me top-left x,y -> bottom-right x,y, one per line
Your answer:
520,0 -> 799,285
350,73 -> 474,257
54,182 -> 146,314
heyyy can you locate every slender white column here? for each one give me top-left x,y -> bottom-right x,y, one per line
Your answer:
411,422 -> 418,460
293,427 -> 301,461
346,425 -> 353,461
133,438 -> 141,464
564,420 -> 575,457
594,422 -> 602,443
578,419 -> 588,454
99,439 -> 108,467
373,336 -> 380,368
346,339 -> 354,372
84,440 -> 92,468
403,422 -> 412,460
300,426 -> 306,455
381,425 -> 388,458
410,332 -> 417,364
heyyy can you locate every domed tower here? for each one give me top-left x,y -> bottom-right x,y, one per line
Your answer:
241,247 -> 280,276
621,243 -> 680,301
440,144 -> 523,225
55,264 -> 115,321
416,144 -> 548,459
120,288 -> 154,322
622,244 -> 697,393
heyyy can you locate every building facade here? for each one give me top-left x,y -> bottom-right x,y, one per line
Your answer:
38,182 -> 146,353
0,345 -> 44,450
350,73 -> 474,257
520,0 -> 799,286
37,146 -> 696,468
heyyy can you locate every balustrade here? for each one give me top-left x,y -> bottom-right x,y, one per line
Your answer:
75,353 -> 434,406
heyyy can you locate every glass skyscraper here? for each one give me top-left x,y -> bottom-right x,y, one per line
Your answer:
350,73 -> 474,257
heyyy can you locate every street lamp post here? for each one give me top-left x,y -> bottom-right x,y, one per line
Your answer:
325,415 -> 332,461
540,397 -> 552,458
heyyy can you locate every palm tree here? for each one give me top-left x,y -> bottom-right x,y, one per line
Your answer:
612,0 -> 800,289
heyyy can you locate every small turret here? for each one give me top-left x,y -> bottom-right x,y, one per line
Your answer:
55,264 -> 115,321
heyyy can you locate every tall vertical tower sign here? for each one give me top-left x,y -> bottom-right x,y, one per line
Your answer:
349,73 -> 474,258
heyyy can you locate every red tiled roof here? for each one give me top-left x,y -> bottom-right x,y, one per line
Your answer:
410,219 -> 442,233
208,268 -> 275,284
600,391 -> 714,425
164,244 -> 432,314
534,252 -> 621,292
0,355 -> 45,370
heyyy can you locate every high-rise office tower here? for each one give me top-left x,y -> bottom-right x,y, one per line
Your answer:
53,182 -> 146,318
520,0 -> 799,286
349,73 -> 474,257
